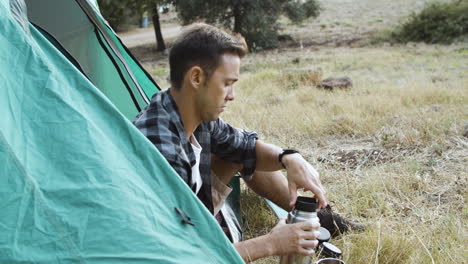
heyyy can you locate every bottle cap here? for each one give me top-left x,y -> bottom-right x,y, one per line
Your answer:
295,196 -> 318,212
319,242 -> 342,258
318,227 -> 331,244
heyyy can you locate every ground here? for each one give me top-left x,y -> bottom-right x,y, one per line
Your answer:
121,0 -> 467,263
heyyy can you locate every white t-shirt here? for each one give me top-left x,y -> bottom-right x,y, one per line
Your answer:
190,135 -> 203,194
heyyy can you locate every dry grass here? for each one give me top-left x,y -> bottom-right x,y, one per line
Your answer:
227,43 -> 467,263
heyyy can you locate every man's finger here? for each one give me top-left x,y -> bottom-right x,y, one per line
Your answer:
315,191 -> 327,209
288,182 -> 298,207
298,246 -> 315,256
301,239 -> 319,249
301,180 -> 327,206
296,220 -> 320,231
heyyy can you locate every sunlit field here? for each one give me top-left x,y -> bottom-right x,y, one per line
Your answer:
230,44 -> 467,264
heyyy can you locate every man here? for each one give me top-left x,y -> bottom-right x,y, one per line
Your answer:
134,23 -> 358,261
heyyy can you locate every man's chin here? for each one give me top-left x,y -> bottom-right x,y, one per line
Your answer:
203,114 -> 220,122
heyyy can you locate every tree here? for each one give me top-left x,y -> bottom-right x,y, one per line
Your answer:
129,0 -> 170,51
173,0 -> 321,51
151,3 -> 166,51
98,0 -> 133,31
98,0 -> 169,51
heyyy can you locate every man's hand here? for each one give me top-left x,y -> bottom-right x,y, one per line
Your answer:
233,218 -> 320,261
268,219 -> 320,256
282,153 -> 327,209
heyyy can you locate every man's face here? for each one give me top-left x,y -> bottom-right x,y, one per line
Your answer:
196,53 -> 240,121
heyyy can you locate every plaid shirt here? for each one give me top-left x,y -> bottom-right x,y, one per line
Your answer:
133,88 -> 258,212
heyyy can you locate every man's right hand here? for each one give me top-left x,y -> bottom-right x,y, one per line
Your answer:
268,219 -> 320,256
233,218 -> 320,262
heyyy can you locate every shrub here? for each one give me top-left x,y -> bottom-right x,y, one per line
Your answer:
392,1 -> 468,44
302,0 -> 321,19
283,0 -> 321,24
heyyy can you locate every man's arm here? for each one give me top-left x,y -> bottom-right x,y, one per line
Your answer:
134,110 -> 191,184
254,141 -> 327,208
234,219 -> 320,262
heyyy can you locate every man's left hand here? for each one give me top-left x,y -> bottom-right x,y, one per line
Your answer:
282,153 -> 327,209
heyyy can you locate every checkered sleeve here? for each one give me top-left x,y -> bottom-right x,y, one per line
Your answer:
133,108 -> 191,184
208,118 -> 258,181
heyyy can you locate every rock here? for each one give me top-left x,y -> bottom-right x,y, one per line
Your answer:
431,104 -> 442,112
318,76 -> 353,90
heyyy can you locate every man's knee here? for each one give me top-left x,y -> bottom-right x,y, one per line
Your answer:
211,155 -> 243,184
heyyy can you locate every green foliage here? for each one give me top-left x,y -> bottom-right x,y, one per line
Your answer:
173,0 -> 321,51
97,0 -> 170,31
97,0 -> 132,30
392,1 -> 468,44
283,0 -> 321,24
234,2 -> 283,51
302,0 -> 321,18
283,2 -> 307,24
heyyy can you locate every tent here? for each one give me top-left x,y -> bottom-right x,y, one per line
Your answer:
0,0 -> 244,262
26,0 -> 157,120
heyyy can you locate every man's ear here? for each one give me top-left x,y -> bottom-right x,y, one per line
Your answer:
187,66 -> 206,91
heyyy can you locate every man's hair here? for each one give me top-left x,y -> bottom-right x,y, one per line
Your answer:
169,23 -> 248,90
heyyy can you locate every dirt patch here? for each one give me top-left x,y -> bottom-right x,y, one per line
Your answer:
311,135 -> 431,170
316,147 -> 422,170
318,148 -> 390,169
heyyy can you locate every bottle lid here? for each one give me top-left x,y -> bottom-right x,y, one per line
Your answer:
295,196 -> 318,212
318,227 -> 331,244
320,242 -> 342,258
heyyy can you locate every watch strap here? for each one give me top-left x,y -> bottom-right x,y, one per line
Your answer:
278,149 -> 299,168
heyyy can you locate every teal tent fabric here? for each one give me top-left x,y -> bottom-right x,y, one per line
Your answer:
0,0 -> 243,263
25,0 -> 160,120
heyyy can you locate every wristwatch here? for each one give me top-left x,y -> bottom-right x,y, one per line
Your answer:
278,149 -> 299,169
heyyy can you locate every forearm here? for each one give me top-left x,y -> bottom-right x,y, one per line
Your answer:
234,235 -> 274,262
254,140 -> 283,171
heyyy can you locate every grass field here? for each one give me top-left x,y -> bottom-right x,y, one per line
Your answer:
132,0 -> 467,263
233,44 -> 467,264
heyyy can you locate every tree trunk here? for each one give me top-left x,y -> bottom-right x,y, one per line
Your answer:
233,2 -> 242,33
152,4 -> 166,51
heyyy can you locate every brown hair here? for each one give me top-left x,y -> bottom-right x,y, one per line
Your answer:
169,23 -> 248,90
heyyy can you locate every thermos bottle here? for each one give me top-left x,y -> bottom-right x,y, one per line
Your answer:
279,196 -> 320,264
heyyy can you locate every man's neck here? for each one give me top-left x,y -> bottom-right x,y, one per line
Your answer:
169,87 -> 201,139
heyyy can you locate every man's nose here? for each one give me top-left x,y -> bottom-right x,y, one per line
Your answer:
225,86 -> 235,101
